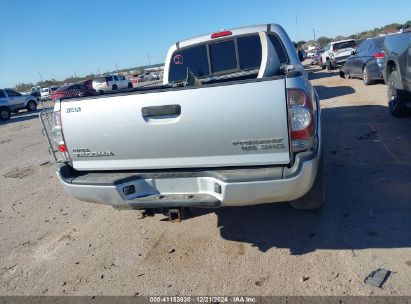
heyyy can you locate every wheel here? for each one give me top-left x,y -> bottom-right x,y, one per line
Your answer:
128,82 -> 133,89
99,90 -> 104,95
0,107 -> 11,121
387,70 -> 409,117
326,60 -> 333,71
112,84 -> 118,90
362,66 -> 372,85
290,153 -> 324,210
345,73 -> 351,79
26,100 -> 37,112
339,70 -> 345,78
321,64 -> 326,70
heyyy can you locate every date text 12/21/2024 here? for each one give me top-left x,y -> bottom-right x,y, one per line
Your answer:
149,296 -> 257,303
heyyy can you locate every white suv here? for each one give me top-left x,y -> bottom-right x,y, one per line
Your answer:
92,75 -> 133,94
321,39 -> 357,70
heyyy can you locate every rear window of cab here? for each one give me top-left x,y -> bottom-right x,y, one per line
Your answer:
168,33 -> 288,82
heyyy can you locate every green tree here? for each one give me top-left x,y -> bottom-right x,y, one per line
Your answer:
296,40 -> 306,49
317,36 -> 331,47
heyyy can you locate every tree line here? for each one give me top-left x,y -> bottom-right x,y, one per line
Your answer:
293,20 -> 411,49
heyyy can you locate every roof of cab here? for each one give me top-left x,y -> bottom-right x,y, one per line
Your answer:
177,23 -> 284,49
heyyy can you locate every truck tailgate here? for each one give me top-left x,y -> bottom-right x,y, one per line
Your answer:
60,78 -> 290,171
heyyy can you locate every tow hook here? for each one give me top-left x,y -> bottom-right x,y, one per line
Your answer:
168,208 -> 182,222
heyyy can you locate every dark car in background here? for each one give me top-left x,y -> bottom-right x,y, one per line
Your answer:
340,37 -> 385,85
51,84 -> 95,100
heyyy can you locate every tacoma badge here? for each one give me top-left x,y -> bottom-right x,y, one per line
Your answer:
72,148 -> 114,157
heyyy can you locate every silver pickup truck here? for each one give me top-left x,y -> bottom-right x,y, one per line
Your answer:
44,23 -> 323,214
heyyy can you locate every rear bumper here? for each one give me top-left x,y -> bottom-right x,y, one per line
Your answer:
56,145 -> 321,209
332,55 -> 350,66
368,61 -> 385,81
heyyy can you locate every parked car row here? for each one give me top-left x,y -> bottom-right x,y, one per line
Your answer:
13,70 -> 162,110
308,31 -> 411,118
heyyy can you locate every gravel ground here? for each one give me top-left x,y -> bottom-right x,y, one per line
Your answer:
0,67 -> 410,296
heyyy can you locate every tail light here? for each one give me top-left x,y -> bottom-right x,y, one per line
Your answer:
211,31 -> 232,39
287,89 -> 315,152
372,52 -> 385,59
52,110 -> 70,161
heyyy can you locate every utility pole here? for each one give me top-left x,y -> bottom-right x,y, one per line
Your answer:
295,14 -> 299,42
147,53 -> 151,65
313,28 -> 316,41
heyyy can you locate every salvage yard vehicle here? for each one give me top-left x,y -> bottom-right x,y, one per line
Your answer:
43,23 -> 323,218
383,31 -> 411,117
321,39 -> 357,70
92,75 -> 133,94
0,88 -> 39,121
30,86 -> 41,98
41,87 -> 51,101
340,37 -> 385,85
51,84 -> 96,101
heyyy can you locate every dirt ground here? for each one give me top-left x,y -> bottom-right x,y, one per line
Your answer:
0,66 -> 410,296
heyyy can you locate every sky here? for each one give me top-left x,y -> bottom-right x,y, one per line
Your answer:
1,0 -> 410,88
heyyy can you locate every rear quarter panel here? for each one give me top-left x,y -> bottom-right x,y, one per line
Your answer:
383,33 -> 411,89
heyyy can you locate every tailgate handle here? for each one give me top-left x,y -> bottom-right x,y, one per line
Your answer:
141,105 -> 181,118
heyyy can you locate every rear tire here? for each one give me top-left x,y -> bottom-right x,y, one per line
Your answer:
112,84 -> 118,90
128,82 -> 133,89
387,70 -> 409,117
26,100 -> 37,112
362,66 -> 372,85
326,60 -> 333,71
290,154 -> 324,210
0,107 -> 11,121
